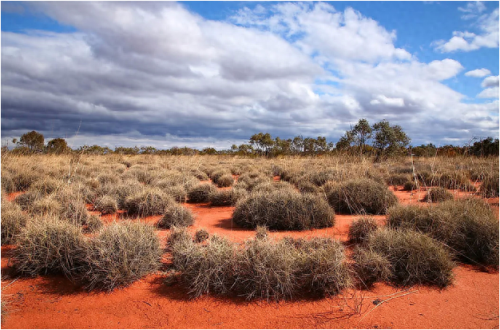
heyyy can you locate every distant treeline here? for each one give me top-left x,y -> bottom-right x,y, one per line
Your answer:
3,119 -> 499,158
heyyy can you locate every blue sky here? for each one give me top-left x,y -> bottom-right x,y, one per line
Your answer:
1,1 -> 498,149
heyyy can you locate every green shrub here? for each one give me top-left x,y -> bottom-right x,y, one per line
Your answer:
82,222 -> 162,291
124,188 -> 174,217
12,218 -> 87,279
367,229 -> 455,288
348,217 -> 378,244
326,179 -> 398,214
95,195 -> 118,215
187,183 -> 217,203
387,199 -> 498,267
233,190 -> 334,230
422,187 -> 453,202
1,202 -> 28,245
157,204 -> 194,228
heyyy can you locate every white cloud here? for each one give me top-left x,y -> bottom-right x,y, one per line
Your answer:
459,1 -> 487,19
477,87 -> 499,98
434,7 -> 499,52
482,75 -> 499,88
465,68 -> 492,77
1,1 -> 497,148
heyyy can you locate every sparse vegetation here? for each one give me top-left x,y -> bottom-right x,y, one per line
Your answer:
326,178 -> 398,214
422,187 -> 453,202
233,189 -> 334,230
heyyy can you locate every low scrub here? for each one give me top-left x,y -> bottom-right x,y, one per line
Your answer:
480,173 -> 499,198
12,217 -> 88,279
352,248 -> 391,288
348,217 -> 378,244
422,187 -> 453,202
195,228 -> 209,243
387,174 -> 411,186
387,199 -> 498,267
209,189 -> 246,206
367,229 -> 455,288
95,195 -> 118,215
187,183 -> 217,203
82,222 -> 162,291
215,174 -> 234,188
157,204 -> 194,228
233,190 -> 334,230
1,201 -> 29,245
170,234 -> 351,300
326,178 -> 398,214
124,188 -> 174,217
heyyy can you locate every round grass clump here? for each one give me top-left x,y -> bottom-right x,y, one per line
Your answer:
403,181 -> 416,191
12,218 -> 87,278
95,195 -> 118,215
14,191 -> 41,211
31,178 -> 60,196
1,202 -> 29,245
195,228 -> 209,243
165,185 -> 187,203
2,175 -> 15,193
367,229 -> 455,288
422,187 -> 453,203
326,178 -> 398,215
157,204 -> 194,228
187,183 -> 217,203
387,200 -> 498,267
480,173 -> 499,198
30,196 -> 62,216
233,190 -> 334,230
348,217 -> 378,244
215,174 -> 234,188
209,189 -> 246,206
352,248 -> 391,288
124,188 -> 174,217
387,174 -> 411,186
85,215 -> 103,233
82,222 -> 162,291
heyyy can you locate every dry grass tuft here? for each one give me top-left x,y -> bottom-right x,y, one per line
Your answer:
348,217 -> 379,244
82,222 -> 162,291
157,204 -> 194,228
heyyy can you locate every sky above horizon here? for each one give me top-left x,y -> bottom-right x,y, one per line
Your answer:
1,1 -> 499,150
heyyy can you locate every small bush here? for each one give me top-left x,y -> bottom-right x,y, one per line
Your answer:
30,196 -> 62,215
178,235 -> 237,297
165,185 -> 187,203
348,217 -> 378,244
233,190 -> 334,230
95,195 -> 118,215
422,187 -> 453,203
352,248 -> 391,288
82,222 -> 162,291
326,179 -> 398,215
195,228 -> 209,243
157,204 -> 194,228
1,202 -> 29,245
209,189 -> 246,206
124,188 -> 174,217
403,181 -> 416,191
367,229 -> 455,288
480,173 -> 499,198
387,199 -> 499,267
387,174 -> 411,186
85,215 -> 103,233
12,218 -> 87,278
215,174 -> 234,188
187,183 -> 217,203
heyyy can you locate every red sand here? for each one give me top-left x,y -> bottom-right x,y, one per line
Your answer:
2,184 -> 499,328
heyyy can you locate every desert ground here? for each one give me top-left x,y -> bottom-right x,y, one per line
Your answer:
1,154 -> 498,329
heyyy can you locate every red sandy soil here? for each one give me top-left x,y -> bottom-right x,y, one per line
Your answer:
2,183 -> 499,328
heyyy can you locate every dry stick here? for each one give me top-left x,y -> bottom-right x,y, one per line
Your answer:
357,290 -> 418,324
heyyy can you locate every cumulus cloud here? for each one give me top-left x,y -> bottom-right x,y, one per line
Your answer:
465,68 -> 492,77
1,2 -> 498,149
481,75 -> 499,88
434,7 -> 499,52
477,87 -> 499,98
